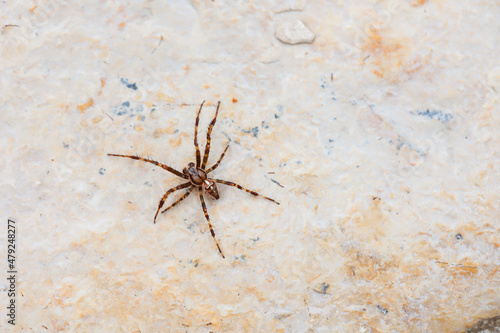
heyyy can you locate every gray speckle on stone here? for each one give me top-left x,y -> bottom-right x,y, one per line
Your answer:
466,315 -> 500,333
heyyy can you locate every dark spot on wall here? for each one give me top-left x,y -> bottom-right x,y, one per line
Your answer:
242,127 -> 259,137
377,305 -> 389,314
414,109 -> 453,123
120,78 -> 138,90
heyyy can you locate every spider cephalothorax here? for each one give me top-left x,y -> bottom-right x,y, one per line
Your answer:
108,101 -> 279,258
183,162 -> 219,200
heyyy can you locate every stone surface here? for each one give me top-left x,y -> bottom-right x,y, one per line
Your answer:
0,0 -> 499,332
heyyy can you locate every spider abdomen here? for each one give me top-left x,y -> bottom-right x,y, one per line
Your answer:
203,180 -> 219,200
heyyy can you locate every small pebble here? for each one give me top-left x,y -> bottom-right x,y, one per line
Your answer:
275,20 -> 315,45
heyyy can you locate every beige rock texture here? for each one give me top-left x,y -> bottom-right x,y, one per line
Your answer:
0,0 -> 499,332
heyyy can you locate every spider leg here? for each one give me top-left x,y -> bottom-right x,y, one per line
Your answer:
194,101 -> 205,168
108,154 -> 187,179
154,182 -> 192,223
198,188 -> 225,258
206,145 -> 229,174
161,186 -> 195,214
201,101 -> 221,169
213,179 -> 280,205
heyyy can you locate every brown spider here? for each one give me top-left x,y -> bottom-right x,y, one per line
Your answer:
108,101 -> 279,258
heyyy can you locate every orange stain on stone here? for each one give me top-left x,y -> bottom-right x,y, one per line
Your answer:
361,26 -> 431,80
362,30 -> 404,78
155,93 -> 174,102
412,0 -> 428,6
98,78 -> 106,95
170,136 -> 182,148
153,124 -> 177,138
77,98 -> 94,113
438,261 -> 479,277
345,248 -> 395,281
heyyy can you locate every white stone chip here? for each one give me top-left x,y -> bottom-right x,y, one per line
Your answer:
275,20 -> 315,45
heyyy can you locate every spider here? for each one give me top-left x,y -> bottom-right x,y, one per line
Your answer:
108,101 -> 279,258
